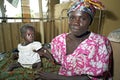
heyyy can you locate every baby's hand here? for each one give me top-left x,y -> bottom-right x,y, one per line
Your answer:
33,49 -> 37,52
35,49 -> 45,56
33,49 -> 44,56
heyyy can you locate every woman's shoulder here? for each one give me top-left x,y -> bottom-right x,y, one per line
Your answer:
89,32 -> 110,42
90,32 -> 108,39
52,33 -> 67,41
56,33 -> 67,38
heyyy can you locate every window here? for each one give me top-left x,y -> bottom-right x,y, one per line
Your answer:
29,0 -> 48,22
1,0 -> 49,23
5,0 -> 22,22
29,0 -> 39,22
60,0 -> 78,3
42,0 -> 48,19
60,0 -> 70,3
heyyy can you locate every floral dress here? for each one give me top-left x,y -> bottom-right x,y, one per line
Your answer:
51,32 -> 112,80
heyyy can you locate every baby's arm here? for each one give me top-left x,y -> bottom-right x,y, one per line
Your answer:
12,52 -> 18,60
12,49 -> 19,60
33,47 -> 55,63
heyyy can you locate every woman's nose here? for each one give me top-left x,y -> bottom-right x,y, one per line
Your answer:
74,16 -> 80,21
74,18 -> 80,24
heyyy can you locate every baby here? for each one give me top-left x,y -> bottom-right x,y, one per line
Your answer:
7,24 -> 42,71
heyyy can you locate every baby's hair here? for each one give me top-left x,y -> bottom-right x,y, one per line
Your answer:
20,23 -> 35,37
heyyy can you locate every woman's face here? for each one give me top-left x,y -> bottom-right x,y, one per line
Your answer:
68,10 -> 91,37
23,28 -> 35,43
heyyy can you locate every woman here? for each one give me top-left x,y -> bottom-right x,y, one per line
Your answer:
35,0 -> 112,80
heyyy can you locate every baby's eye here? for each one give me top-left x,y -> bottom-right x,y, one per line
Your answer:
27,34 -> 32,36
27,34 -> 30,36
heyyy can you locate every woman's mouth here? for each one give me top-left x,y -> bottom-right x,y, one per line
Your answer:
72,26 -> 80,31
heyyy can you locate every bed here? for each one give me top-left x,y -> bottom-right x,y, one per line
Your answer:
0,51 -> 60,80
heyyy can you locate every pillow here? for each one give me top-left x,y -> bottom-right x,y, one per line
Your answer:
108,28 -> 120,42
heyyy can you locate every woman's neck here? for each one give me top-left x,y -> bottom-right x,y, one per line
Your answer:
76,31 -> 90,38
70,31 -> 90,41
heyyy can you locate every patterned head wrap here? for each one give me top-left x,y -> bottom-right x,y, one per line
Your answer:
67,0 -> 104,19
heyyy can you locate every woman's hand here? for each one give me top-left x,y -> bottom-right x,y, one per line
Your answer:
34,71 -> 91,80
34,71 -> 61,80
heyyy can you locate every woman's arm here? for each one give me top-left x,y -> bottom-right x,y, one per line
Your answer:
34,71 -> 111,80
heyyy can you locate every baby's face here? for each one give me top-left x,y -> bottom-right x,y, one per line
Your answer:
23,28 -> 35,43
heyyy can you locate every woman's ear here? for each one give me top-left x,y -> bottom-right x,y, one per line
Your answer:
88,17 -> 93,26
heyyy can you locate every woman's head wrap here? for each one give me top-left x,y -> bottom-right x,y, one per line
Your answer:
67,0 -> 104,19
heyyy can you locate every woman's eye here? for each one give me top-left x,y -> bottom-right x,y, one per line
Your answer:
80,17 -> 87,21
69,16 -> 74,19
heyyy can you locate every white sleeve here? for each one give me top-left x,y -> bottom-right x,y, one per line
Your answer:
32,42 -> 42,51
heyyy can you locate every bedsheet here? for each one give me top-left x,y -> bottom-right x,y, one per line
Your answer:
0,52 -> 59,80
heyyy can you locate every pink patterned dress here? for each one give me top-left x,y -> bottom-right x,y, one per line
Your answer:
51,32 -> 112,80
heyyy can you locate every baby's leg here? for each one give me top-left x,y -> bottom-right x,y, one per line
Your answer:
7,62 -> 22,71
32,62 -> 41,70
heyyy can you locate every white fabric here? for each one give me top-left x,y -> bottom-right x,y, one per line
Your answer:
108,28 -> 120,42
18,41 -> 42,68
